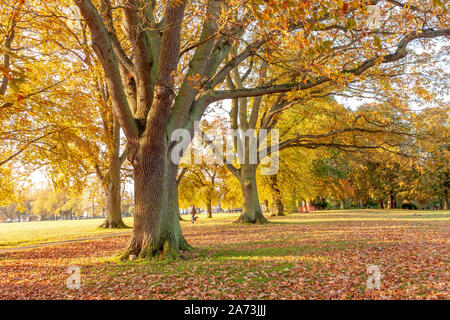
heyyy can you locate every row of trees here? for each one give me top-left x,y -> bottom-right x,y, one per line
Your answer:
0,188 -> 134,222
1,0 -> 448,259
178,101 -> 449,217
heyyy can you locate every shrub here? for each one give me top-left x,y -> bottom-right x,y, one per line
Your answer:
401,203 -> 418,210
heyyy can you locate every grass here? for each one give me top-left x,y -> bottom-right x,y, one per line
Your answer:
0,209 -> 449,300
0,217 -> 134,248
0,212 -> 237,248
1,209 -> 448,248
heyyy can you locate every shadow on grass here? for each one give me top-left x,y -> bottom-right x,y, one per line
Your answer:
196,239 -> 361,261
268,213 -> 450,225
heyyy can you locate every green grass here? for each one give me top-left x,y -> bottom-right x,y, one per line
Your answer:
270,209 -> 450,224
0,217 -> 134,248
1,209 -> 448,248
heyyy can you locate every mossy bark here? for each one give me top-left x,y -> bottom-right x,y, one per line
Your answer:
235,165 -> 268,224
122,147 -> 191,260
101,119 -> 128,229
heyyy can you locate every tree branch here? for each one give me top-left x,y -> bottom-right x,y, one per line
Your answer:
209,28 -> 450,102
75,0 -> 139,147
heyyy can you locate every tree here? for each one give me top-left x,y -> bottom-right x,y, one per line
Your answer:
178,147 -> 226,218
70,0 -> 449,258
412,106 -> 449,209
0,2 -> 131,227
0,1 -> 46,204
267,173 -> 284,216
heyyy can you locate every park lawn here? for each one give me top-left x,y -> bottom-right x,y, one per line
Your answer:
0,212 -> 239,248
0,210 -> 448,300
2,209 -> 447,248
0,217 -> 134,248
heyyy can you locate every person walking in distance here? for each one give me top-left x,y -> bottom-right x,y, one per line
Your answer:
190,205 -> 197,224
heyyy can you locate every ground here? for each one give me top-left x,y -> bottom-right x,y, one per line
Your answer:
0,210 -> 448,300
0,218 -> 133,248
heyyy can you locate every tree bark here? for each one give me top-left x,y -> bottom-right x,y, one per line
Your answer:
273,197 -> 284,216
387,191 -> 396,210
206,196 -> 212,218
443,188 -> 448,211
100,119 -> 127,228
101,181 -> 126,228
235,165 -> 268,224
120,0 -> 188,260
122,145 -> 190,260
269,174 -> 284,216
340,198 -> 345,210
306,199 -> 311,212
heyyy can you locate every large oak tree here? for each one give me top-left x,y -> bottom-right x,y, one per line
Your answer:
72,0 -> 449,259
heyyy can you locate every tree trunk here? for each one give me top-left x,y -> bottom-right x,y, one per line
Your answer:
269,174 -> 284,216
76,0 -> 189,260
101,186 -> 126,228
387,191 -> 396,210
306,199 -> 311,212
273,197 -> 284,216
340,198 -> 345,210
101,119 -> 127,229
122,146 -> 190,260
235,165 -> 268,224
100,159 -> 126,228
206,196 -> 212,218
443,188 -> 448,210
379,198 -> 384,209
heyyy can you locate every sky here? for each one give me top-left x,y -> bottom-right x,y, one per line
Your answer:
27,36 -> 449,190
26,94 -> 377,187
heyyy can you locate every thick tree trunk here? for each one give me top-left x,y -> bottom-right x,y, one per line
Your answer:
100,160 -> 126,228
77,0 -> 189,260
122,147 -> 190,260
235,165 -> 268,224
101,187 -> 126,228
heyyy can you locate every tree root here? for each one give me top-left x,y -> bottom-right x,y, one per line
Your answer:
120,235 -> 193,262
233,214 -> 268,224
99,220 -> 130,229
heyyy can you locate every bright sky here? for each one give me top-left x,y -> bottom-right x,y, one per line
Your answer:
28,39 -> 449,190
